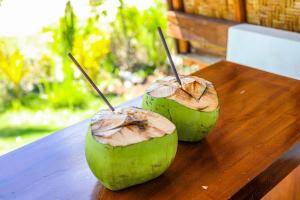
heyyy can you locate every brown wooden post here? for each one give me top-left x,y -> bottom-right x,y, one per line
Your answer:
234,0 -> 247,22
168,0 -> 190,53
171,0 -> 183,10
166,0 -> 173,10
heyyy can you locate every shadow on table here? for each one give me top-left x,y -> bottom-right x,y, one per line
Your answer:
90,139 -> 219,200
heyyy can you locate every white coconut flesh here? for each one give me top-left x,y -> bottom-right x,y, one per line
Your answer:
146,76 -> 219,112
90,107 -> 176,146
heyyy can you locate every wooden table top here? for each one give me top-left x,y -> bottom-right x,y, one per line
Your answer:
1,61 -> 300,200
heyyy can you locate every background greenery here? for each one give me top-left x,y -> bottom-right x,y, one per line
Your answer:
0,0 -> 175,155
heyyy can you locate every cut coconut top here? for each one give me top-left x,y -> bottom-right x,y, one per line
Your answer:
146,76 -> 219,112
91,107 -> 176,146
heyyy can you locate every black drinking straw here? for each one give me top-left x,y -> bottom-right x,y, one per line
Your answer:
157,26 -> 182,86
68,53 -> 115,111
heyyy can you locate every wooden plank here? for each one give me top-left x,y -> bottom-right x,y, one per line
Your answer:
231,142 -> 300,200
191,40 -> 227,56
262,165 -> 300,200
169,0 -> 190,54
170,0 -> 245,57
166,0 -> 173,10
181,52 -> 224,69
171,0 -> 184,11
234,0 -> 247,22
176,39 -> 190,54
167,11 -> 237,48
1,61 -> 300,199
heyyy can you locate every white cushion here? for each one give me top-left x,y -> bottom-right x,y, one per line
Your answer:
227,24 -> 300,80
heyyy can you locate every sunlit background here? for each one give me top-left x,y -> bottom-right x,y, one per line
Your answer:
0,0 -> 195,155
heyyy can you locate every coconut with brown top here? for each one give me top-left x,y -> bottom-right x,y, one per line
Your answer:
142,75 -> 219,141
85,107 -> 177,191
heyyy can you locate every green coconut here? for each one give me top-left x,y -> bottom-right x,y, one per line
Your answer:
142,76 -> 219,142
85,107 -> 177,191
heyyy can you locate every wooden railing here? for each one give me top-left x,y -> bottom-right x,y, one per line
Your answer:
167,0 -> 300,66
167,0 -> 246,56
167,11 -> 236,56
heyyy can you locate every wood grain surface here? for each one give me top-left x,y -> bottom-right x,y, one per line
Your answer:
262,165 -> 300,200
168,0 -> 190,54
167,11 -> 236,56
167,11 -> 236,48
1,61 -> 300,200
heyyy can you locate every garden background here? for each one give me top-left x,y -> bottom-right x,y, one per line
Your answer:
0,0 -> 196,155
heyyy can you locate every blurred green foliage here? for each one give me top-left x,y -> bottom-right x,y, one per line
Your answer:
0,0 -> 170,111
111,0 -> 170,72
0,40 -> 27,96
0,0 -> 172,154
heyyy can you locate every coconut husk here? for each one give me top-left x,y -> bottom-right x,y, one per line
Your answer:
91,107 -> 176,146
146,76 -> 218,112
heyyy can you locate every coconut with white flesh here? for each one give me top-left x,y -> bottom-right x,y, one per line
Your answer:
85,107 -> 177,191
142,75 -> 219,141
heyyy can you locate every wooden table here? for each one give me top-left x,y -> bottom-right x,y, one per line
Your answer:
1,61 -> 300,200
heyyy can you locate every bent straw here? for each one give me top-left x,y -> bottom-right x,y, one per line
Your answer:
157,26 -> 182,86
68,53 -> 115,111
